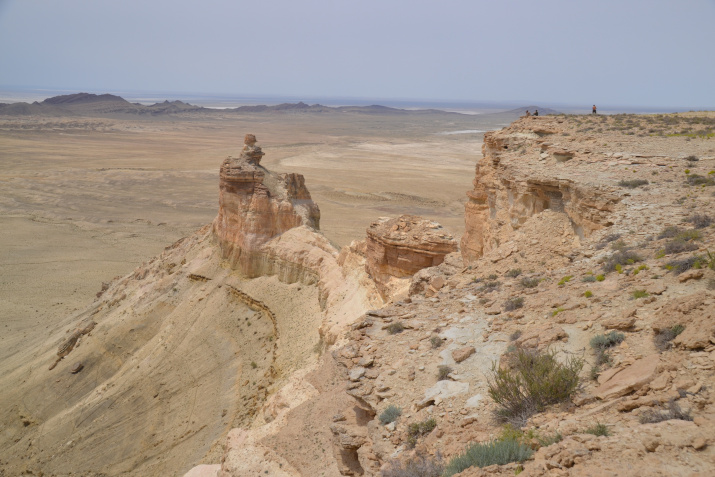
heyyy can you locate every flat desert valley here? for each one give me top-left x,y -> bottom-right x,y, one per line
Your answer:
0,110 -> 499,335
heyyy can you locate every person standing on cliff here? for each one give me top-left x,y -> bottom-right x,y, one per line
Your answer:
592,105 -> 597,114
525,110 -> 531,117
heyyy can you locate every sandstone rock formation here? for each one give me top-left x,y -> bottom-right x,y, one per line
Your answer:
212,134 -> 320,278
461,124 -> 620,264
364,215 -> 457,299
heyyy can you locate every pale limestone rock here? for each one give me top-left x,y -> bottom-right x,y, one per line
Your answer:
595,354 -> 659,399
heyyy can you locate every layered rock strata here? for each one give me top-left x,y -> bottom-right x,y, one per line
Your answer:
461,122 -> 620,263
212,134 -> 321,278
364,215 -> 457,299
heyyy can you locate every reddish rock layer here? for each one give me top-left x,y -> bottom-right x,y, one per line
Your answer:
212,136 -> 320,277
365,215 -> 457,299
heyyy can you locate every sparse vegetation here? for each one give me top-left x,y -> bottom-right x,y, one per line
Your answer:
406,418 -> 437,448
551,307 -> 565,317
584,290 -> 593,298
520,277 -> 539,288
506,268 -> 522,278
603,250 -> 643,273
631,289 -> 649,299
488,348 -> 583,426
437,365 -> 453,381
596,274 -> 606,281
381,453 -> 443,477
379,404 -> 402,425
387,321 -> 405,334
479,280 -> 501,292
510,330 -> 522,341
590,331 -> 625,366
584,422 -> 610,437
687,214 -> 712,229
557,275 -> 573,286
504,297 -> 524,311
582,275 -> 597,283
686,174 -> 715,186
654,324 -> 685,352
639,399 -> 692,424
618,179 -> 649,188
442,439 -> 533,477
430,335 -> 443,349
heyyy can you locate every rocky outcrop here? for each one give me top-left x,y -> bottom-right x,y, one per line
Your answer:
364,215 -> 458,299
461,121 -> 620,263
212,134 -> 321,278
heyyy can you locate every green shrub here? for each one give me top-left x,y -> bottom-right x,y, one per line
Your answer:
250,361 -> 258,369
506,268 -> 522,278
551,307 -> 564,317
387,321 -> 405,334
557,275 -> 573,286
488,273 -> 498,280
582,275 -> 597,283
686,174 -> 715,186
504,297 -> 524,311
479,280 -> 501,292
406,418 -> 437,448
520,277 -> 539,288
618,179 -> 649,188
442,439 -> 533,476
654,324 -> 685,352
666,255 -> 705,274
379,404 -> 402,424
584,422 -> 610,436
584,290 -> 593,298
487,348 -> 583,426
632,289 -> 649,299
437,365 -> 453,381
603,250 -> 643,272
596,274 -> 606,281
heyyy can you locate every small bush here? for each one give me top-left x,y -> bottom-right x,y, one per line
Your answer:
590,331 -> 625,350
685,155 -> 699,162
632,289 -> 649,299
379,404 -> 402,424
584,422 -> 610,436
551,307 -> 565,317
488,273 -> 498,280
686,174 -> 715,186
666,255 -> 704,274
510,330 -> 522,341
654,324 -> 685,352
618,179 -> 649,188
557,275 -> 573,286
479,280 -> 501,292
250,361 -> 258,369
603,250 -> 643,272
430,335 -> 443,349
387,322 -> 405,334
437,365 -> 453,381
520,277 -> 539,288
584,290 -> 593,298
658,226 -> 682,239
596,274 -> 606,281
506,268 -> 522,278
504,297 -> 525,311
442,439 -> 533,476
381,453 -> 443,477
639,399 -> 692,424
488,348 -> 583,426
664,239 -> 698,255
406,418 -> 437,448
687,214 -> 712,229
582,275 -> 597,283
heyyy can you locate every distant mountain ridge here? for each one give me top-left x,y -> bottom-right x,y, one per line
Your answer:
0,92 -> 561,118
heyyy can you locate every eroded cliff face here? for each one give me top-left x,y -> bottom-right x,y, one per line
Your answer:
364,215 -> 458,299
461,123 -> 620,264
212,134 -> 321,279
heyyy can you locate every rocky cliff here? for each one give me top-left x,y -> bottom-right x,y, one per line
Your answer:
461,122 -> 620,265
364,215 -> 458,299
213,134 -> 321,279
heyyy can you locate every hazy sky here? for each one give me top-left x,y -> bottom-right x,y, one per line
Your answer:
1,0 -> 714,108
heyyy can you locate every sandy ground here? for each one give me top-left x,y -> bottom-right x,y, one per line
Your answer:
0,111 -> 491,333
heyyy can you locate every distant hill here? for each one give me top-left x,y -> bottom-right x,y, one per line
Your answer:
0,93 -> 466,118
